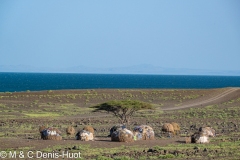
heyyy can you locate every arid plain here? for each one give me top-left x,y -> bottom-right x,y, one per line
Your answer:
0,88 -> 240,159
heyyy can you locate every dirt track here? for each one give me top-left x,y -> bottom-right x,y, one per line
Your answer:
162,87 -> 240,111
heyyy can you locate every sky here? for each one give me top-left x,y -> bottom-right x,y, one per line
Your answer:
0,0 -> 240,72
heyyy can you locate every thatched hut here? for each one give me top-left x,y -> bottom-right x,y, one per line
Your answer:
66,126 -> 75,136
76,130 -> 94,141
199,127 -> 216,137
83,126 -> 95,135
171,122 -> 181,135
109,124 -> 126,137
111,128 -> 134,142
162,123 -> 175,136
191,132 -> 209,144
39,127 -> 62,140
133,125 -> 154,140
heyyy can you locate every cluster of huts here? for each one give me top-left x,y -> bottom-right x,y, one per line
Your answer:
39,123 -> 216,144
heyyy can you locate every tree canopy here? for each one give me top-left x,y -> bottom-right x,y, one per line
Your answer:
91,100 -> 153,124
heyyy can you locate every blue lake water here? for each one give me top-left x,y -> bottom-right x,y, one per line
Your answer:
0,72 -> 240,92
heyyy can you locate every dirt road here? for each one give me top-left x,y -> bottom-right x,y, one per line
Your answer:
162,87 -> 239,111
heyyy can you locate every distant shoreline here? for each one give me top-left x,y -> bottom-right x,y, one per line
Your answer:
1,71 -> 240,76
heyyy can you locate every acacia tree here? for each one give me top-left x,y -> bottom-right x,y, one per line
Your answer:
91,100 -> 153,124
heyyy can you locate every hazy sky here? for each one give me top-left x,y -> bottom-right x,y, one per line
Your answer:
0,0 -> 240,71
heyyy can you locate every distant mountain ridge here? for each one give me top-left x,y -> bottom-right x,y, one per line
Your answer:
0,64 -> 239,76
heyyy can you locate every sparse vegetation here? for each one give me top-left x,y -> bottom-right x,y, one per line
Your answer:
0,88 -> 239,159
